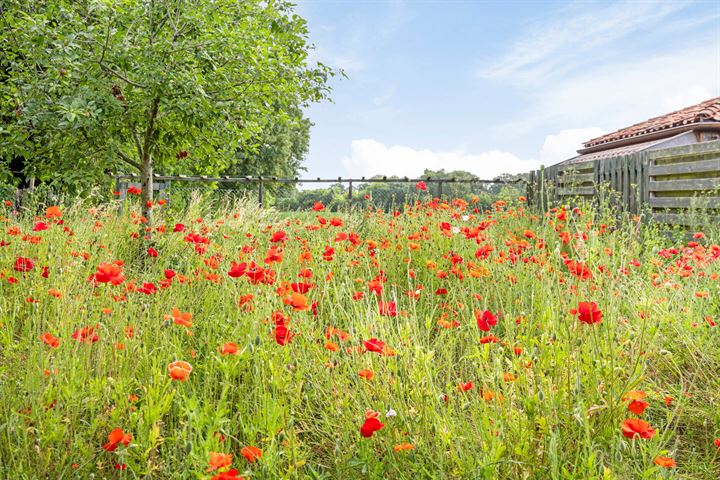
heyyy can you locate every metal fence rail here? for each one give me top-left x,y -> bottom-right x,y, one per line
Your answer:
114,173 -> 529,207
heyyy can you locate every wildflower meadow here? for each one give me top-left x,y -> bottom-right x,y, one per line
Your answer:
1,193 -> 719,479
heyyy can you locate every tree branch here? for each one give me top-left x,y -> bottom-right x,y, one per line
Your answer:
129,122 -> 143,160
117,150 -> 141,170
98,61 -> 147,89
142,97 -> 161,163
98,21 -> 111,64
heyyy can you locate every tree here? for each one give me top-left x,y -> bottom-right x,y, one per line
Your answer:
0,0 -> 335,220
225,104 -> 311,197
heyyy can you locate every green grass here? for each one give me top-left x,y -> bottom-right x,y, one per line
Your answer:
0,195 -> 719,479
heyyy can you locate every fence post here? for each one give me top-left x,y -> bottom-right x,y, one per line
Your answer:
539,165 -> 546,212
438,181 -> 443,198
525,170 -> 535,207
115,177 -> 126,215
258,177 -> 264,207
348,180 -> 353,200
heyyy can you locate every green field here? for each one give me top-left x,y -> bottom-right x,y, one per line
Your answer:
1,196 -> 719,479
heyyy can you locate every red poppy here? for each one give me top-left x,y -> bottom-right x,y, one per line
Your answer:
621,418 -> 656,439
290,282 -> 312,294
211,470 -> 243,480
274,323 -> 293,346
13,257 -> 34,272
479,334 -> 499,344
458,381 -> 474,392
378,301 -> 397,317
147,247 -> 158,257
228,261 -> 246,278
322,246 -> 335,261
165,308 -> 193,328
220,342 -> 239,355
168,360 -> 192,381
45,206 -> 62,219
312,201 -> 325,211
138,282 -> 157,295
241,445 -> 262,463
363,338 -> 386,353
415,181 -> 427,191
102,428 -> 132,451
245,261 -> 274,285
476,310 -> 498,331
576,302 -> 602,324
565,260 -> 592,280
627,399 -> 649,415
264,246 -> 284,264
207,452 -> 233,471
72,325 -> 99,344
360,416 -> 384,438
283,292 -> 310,311
654,456 -> 676,468
270,230 -> 287,242
90,262 -> 125,285
39,332 -> 59,348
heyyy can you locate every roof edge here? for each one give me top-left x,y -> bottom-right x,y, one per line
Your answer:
577,122 -> 720,154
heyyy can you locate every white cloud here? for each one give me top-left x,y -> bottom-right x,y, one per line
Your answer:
372,86 -> 396,107
661,85 -> 717,112
494,42 -> 720,137
341,139 -> 540,178
479,0 -> 719,141
479,0 -> 690,84
540,128 -> 605,165
309,46 -> 366,73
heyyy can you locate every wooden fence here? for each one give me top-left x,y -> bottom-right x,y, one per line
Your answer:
530,140 -> 720,225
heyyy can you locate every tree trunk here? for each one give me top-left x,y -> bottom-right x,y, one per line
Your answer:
140,97 -> 160,228
141,154 -> 153,225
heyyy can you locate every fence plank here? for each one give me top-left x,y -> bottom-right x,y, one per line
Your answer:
648,158 -> 720,176
557,187 -> 595,196
648,196 -> 720,208
648,178 -> 720,192
646,139 -> 720,159
652,212 -> 720,225
630,155 -> 637,212
557,172 -> 595,184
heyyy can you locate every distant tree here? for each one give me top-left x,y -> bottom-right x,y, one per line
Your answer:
224,105 -> 311,197
486,173 -> 527,195
275,183 -> 346,211
0,0 -> 335,220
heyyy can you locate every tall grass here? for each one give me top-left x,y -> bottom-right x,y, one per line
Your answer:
0,193 -> 718,479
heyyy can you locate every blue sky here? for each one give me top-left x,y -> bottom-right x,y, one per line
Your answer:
296,0 -> 720,180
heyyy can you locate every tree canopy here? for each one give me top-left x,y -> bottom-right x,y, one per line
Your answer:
0,0 -> 335,216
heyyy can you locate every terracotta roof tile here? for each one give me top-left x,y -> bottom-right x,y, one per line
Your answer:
583,97 -> 720,148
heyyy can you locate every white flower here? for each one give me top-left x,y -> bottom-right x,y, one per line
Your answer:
451,227 -> 460,234
385,408 -> 397,418
462,215 -> 469,221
